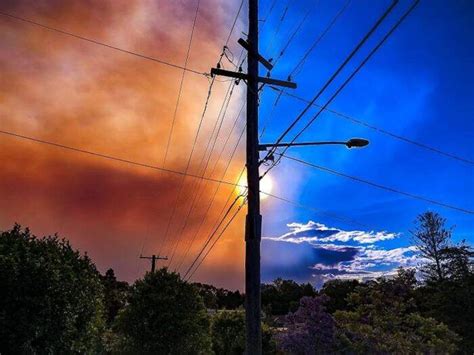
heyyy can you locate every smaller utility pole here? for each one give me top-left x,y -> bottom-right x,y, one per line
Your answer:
140,254 -> 168,273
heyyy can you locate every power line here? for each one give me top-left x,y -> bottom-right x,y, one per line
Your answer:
264,0 -> 291,57
262,0 -> 398,166
158,0 -> 246,260
271,1 -> 318,68
259,0 -> 347,139
270,87 -> 474,166
0,129 -> 379,227
0,11 -> 207,77
163,52 -> 245,263
262,0 -> 419,179
161,0 -> 203,167
225,0 -> 245,46
278,152 -> 474,215
174,116 -> 246,272
166,75 -> 240,265
182,194 -> 243,279
186,197 -> 246,281
0,129 -> 243,188
289,0 -> 352,78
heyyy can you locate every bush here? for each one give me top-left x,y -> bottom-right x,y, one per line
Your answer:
0,224 -> 105,353
114,268 -> 211,354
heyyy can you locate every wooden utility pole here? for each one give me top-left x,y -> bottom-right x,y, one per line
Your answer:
139,254 -> 168,273
245,0 -> 262,353
210,0 -> 295,352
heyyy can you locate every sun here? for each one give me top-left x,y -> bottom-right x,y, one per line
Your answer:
237,174 -> 273,200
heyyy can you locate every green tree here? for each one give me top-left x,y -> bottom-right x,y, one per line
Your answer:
414,242 -> 474,353
411,211 -> 451,281
114,268 -> 211,354
0,224 -> 105,353
261,278 -> 316,315
335,269 -> 459,354
211,311 -> 245,354
320,279 -> 361,313
210,310 -> 276,354
101,268 -> 129,326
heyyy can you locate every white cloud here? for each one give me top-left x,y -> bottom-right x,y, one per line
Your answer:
263,220 -> 422,285
265,220 -> 398,245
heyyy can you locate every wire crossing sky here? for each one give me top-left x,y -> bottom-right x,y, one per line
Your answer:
0,0 -> 472,289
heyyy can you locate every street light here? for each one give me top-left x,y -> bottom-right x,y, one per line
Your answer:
258,137 -> 369,151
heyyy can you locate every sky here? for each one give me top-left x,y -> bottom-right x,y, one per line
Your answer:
0,0 -> 472,290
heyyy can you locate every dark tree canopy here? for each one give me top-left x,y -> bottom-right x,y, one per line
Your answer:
101,268 -> 129,326
411,211 -> 452,281
115,268 -> 211,354
335,269 -> 459,354
0,224 -> 105,353
193,282 -> 244,310
211,311 -> 246,355
261,278 -> 316,315
320,279 -> 361,314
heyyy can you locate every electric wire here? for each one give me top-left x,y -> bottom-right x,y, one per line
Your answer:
271,1 -> 318,68
175,117 -> 247,272
269,87 -> 474,166
165,54 -> 246,265
0,129 -> 244,188
186,197 -> 247,281
161,0 -> 203,167
158,0 -> 245,258
0,129 -> 378,226
166,73 -> 239,265
289,0 -> 352,79
278,152 -> 474,215
182,193 -> 244,279
261,0 -> 398,169
262,0 -> 420,180
0,11 -> 208,77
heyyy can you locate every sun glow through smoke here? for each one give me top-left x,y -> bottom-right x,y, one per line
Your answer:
237,174 -> 273,200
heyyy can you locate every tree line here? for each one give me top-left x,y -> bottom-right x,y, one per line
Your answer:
0,211 -> 472,353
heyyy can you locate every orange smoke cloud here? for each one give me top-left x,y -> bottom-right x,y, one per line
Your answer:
0,0 -> 246,289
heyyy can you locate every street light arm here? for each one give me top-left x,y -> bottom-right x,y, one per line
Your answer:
259,138 -> 369,151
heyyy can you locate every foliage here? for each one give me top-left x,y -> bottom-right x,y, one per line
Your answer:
101,268 -> 130,326
410,211 -> 474,352
0,224 -> 105,353
262,278 -> 316,316
210,309 -> 276,354
335,269 -> 459,354
320,279 -> 361,314
193,282 -> 244,310
114,268 -> 211,354
411,211 -> 452,281
211,310 -> 245,354
414,243 -> 474,353
276,295 -> 336,354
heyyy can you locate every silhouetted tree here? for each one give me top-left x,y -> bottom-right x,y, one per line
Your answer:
261,278 -> 316,315
0,224 -> 105,353
320,279 -> 361,313
335,269 -> 459,353
101,268 -> 129,326
211,311 -> 245,354
210,309 -> 276,354
114,268 -> 211,353
411,211 -> 452,281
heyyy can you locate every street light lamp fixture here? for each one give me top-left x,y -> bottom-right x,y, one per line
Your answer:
258,138 -> 370,151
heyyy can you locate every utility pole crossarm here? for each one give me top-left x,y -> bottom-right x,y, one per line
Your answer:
210,68 -> 297,89
237,38 -> 273,70
139,254 -> 168,273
